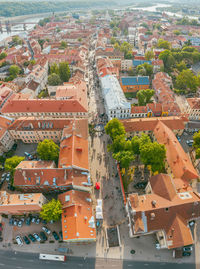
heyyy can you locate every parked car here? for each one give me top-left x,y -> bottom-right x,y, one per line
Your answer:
16,235 -> 23,246
42,219 -> 47,225
6,173 -> 11,182
31,217 -> 36,223
40,232 -> 47,241
177,136 -> 181,142
13,219 -> 18,226
36,218 -> 41,224
33,233 -> 41,242
28,234 -> 36,242
18,220 -> 23,228
12,143 -> 17,150
183,246 -> 193,252
23,236 -> 30,245
59,231 -> 63,241
42,226 -> 51,235
26,217 -> 31,226
182,251 -> 191,257
52,231 -> 59,241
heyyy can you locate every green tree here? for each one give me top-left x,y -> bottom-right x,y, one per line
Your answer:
173,30 -> 181,35
176,61 -> 187,72
159,50 -> 175,71
30,59 -> 36,65
137,89 -> 154,106
40,199 -> 62,222
0,52 -> 7,60
107,134 -> 126,153
113,151 -> 134,169
58,62 -> 70,82
110,37 -> 116,44
195,148 -> 200,159
5,156 -> 25,174
9,65 -> 20,78
157,38 -> 171,50
175,69 -> 199,93
50,63 -> 59,75
193,131 -> 200,149
105,118 -> 126,141
145,50 -> 154,60
131,136 -> 140,155
48,73 -> 61,86
37,139 -> 60,162
60,41 -> 67,48
140,142 -> 166,173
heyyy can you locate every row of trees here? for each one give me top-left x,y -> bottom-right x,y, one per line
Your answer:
105,119 -> 166,174
48,62 -> 70,86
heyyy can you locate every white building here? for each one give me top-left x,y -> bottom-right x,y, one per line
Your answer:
99,74 -> 131,120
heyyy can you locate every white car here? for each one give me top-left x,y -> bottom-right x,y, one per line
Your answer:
16,235 -> 23,246
42,226 -> 51,235
33,233 -> 41,242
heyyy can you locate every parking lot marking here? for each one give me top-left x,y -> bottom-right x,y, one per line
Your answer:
11,257 -> 16,260
0,264 -> 5,266
78,264 -> 83,266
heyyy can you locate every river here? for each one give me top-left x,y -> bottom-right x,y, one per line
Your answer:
0,16 -> 43,42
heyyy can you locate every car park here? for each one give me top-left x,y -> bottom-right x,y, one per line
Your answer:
23,236 -> 30,245
28,234 -> 36,242
16,235 -> 23,246
40,232 -> 47,241
42,226 -> 51,235
33,233 -> 41,242
52,231 -> 59,241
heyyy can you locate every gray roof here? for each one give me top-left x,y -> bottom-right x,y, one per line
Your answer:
100,75 -> 131,110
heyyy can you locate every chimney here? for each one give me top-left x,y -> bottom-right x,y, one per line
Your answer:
151,200 -> 156,207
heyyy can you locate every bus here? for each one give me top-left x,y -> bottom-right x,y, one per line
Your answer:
39,254 -> 66,262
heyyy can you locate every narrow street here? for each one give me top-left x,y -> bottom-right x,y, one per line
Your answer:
87,40 -> 126,228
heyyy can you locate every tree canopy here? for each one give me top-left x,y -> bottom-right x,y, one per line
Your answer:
175,69 -> 200,93
48,73 -> 62,86
136,89 -> 155,106
113,151 -> 135,169
9,65 -> 20,78
140,141 -> 166,173
145,50 -> 154,60
105,118 -> 126,141
40,199 -> 62,222
58,62 -> 70,82
157,39 -> 171,50
5,156 -> 25,174
37,139 -> 60,162
0,52 -> 7,60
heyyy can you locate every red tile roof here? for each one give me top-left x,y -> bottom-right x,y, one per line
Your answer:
58,190 -> 96,242
1,98 -> 87,113
128,173 -> 200,249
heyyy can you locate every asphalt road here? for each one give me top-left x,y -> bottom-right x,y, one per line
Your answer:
0,250 -> 195,269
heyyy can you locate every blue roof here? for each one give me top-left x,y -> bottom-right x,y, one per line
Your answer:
133,60 -> 152,67
121,76 -> 150,86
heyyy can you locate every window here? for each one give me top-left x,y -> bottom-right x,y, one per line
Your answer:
165,208 -> 169,212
